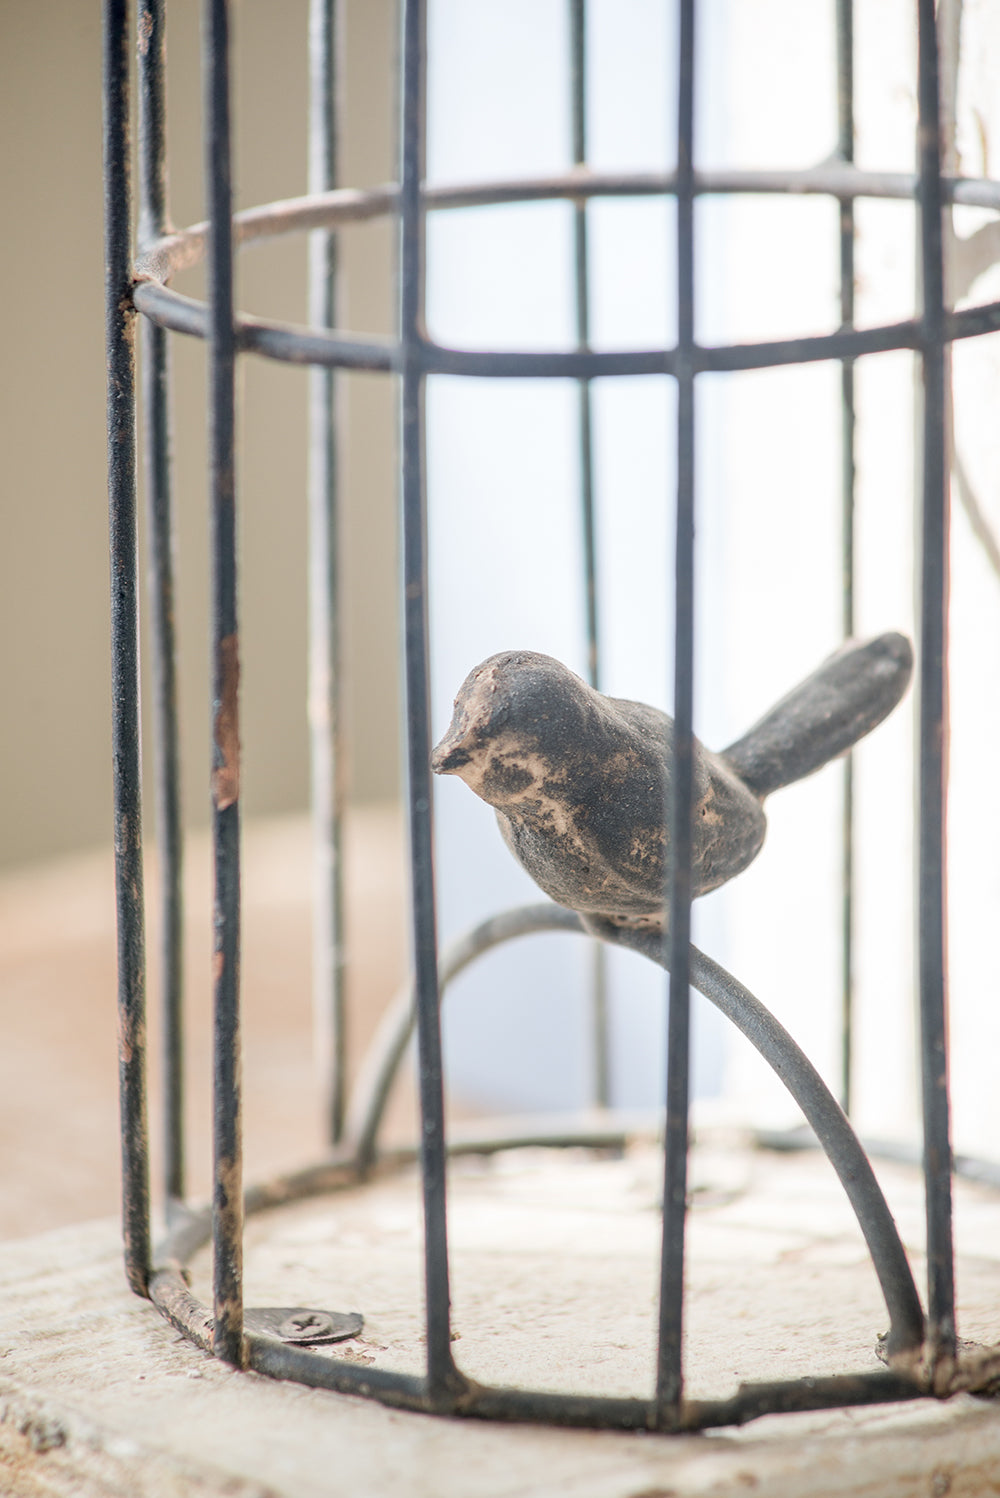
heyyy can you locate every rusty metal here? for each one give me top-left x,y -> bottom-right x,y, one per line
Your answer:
658,0 -> 696,1414
308,0 -> 348,1149
205,0 -> 245,1371
139,1124 -> 998,1432
130,259 -> 1000,380
130,166 -> 1000,377
569,0 -> 612,1115
338,898 -> 925,1356
131,165 -> 1000,288
103,0 -> 151,1301
243,1308 -> 363,1345
399,0 -> 463,1413
102,0 -> 994,1439
138,0 -> 185,1213
915,0 -> 957,1375
836,0 -> 857,1118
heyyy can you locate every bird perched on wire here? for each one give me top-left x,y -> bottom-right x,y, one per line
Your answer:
430,633 -> 913,931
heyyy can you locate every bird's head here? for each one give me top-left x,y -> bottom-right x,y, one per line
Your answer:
431,650 -> 595,810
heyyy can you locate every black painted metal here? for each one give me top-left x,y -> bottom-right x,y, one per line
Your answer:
205,0 -> 245,1370
570,0 -> 599,696
685,942 -> 925,1355
657,0 -> 696,1420
103,0 -> 152,1300
348,904 -> 586,1171
150,1237 -> 922,1427
836,0 -> 857,1119
132,265 -> 1000,377
147,917 -> 929,1429
248,1317 -> 925,1432
569,0 -> 611,1114
336,899 -> 924,1359
128,162 -> 1000,282
399,0 -> 460,1408
308,0 -> 348,1148
138,0 -> 185,1211
915,0 -> 957,1373
104,0 -> 982,1435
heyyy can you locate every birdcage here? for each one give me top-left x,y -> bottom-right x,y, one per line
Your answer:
102,0 -> 1000,1430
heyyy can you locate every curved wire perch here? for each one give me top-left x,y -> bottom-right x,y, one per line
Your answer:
346,903 -> 925,1358
587,917 -> 926,1357
345,904 -> 584,1168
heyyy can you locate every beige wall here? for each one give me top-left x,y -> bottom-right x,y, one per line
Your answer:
0,0 -> 400,871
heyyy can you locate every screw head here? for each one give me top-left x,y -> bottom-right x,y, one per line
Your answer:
278,1310 -> 335,1340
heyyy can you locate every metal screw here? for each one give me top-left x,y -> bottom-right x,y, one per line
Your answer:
279,1311 -> 335,1340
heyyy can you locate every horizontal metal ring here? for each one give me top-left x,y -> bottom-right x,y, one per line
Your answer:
132,275 -> 1000,377
129,164 -> 1000,376
134,163 -> 1000,283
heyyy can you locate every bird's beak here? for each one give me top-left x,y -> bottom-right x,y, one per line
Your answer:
430,728 -> 472,775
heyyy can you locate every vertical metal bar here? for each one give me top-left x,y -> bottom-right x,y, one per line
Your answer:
570,0 -> 599,692
104,0 -> 152,1301
569,0 -> 611,1111
138,0 -> 186,1209
205,0 -> 244,1368
836,0 -> 856,1116
656,0 -> 696,1422
308,0 -> 347,1146
915,0 -> 956,1372
400,0 -> 459,1407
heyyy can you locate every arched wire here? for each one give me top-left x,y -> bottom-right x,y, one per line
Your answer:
344,903 -> 924,1358
345,904 -> 584,1167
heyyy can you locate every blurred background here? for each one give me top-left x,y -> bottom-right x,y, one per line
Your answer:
2,0 -> 1000,1235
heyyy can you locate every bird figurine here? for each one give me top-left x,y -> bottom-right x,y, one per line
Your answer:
430,633 -> 913,931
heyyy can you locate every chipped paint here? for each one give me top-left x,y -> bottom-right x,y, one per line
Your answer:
212,633 -> 240,810
433,638 -> 912,929
432,649 -> 766,924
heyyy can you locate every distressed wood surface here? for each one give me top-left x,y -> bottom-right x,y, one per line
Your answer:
0,1144 -> 999,1495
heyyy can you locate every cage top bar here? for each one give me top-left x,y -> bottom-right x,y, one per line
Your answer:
132,164 -> 1000,284
129,154 -> 1000,379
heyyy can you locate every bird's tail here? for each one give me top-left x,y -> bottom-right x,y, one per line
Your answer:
719,631 -> 914,800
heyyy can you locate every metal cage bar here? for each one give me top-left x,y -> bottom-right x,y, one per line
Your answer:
399,0 -> 460,1406
915,0 -> 957,1373
308,0 -> 348,1148
102,0 -> 988,1436
569,0 -> 612,1113
103,0 -> 152,1301
656,0 -> 696,1420
205,0 -> 245,1370
570,0 -> 600,695
138,0 -> 186,1210
836,0 -> 857,1117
